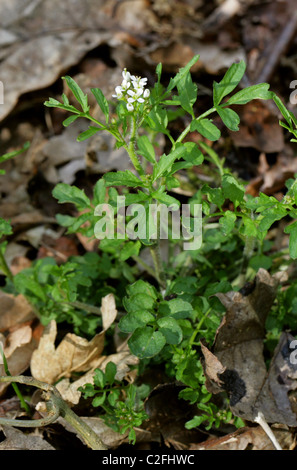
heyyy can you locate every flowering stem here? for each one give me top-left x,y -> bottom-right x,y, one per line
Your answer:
126,115 -> 144,176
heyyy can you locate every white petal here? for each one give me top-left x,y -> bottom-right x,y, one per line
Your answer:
127,90 -> 135,97
127,97 -> 135,103
127,103 -> 134,111
137,98 -> 145,103
143,89 -> 150,98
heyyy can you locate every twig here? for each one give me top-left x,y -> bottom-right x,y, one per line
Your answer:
254,411 -> 282,450
0,375 -> 108,450
256,11 -> 297,85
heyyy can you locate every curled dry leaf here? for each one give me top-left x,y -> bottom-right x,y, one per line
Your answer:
201,268 -> 297,426
56,350 -> 139,405
30,294 -> 118,384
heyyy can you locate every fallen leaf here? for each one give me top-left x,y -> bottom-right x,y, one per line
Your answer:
0,425 -> 55,450
201,269 -> 297,426
190,424 -> 295,450
0,292 -> 35,331
30,294 -> 118,384
55,350 -> 138,405
0,324 -> 39,395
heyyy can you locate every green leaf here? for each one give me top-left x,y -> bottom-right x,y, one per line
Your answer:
77,126 -> 101,142
128,326 -> 166,359
216,106 -> 240,131
63,115 -> 80,127
190,118 -> 221,141
63,76 -> 89,113
119,310 -> 155,333
273,94 -> 292,126
52,183 -> 91,209
284,221 -> 297,259
158,298 -> 194,319
152,189 -> 180,207
176,72 -> 197,117
146,107 -> 168,133
152,146 -> 184,181
137,135 -> 156,163
213,61 -> 246,106
157,317 -> 183,345
44,97 -> 80,114
92,393 -> 106,407
221,174 -> 245,206
219,210 -> 237,235
124,293 -> 156,313
104,171 -> 142,188
201,185 -> 224,208
258,207 -> 287,232
0,218 -> 12,237
127,280 -> 158,299
93,368 -> 106,388
227,83 -> 273,105
91,88 -> 109,122
119,240 -> 141,261
93,179 -> 106,206
104,362 -> 117,385
0,142 -> 30,172
167,55 -> 200,92
182,142 -> 204,166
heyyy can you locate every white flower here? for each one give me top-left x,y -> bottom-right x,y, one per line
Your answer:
127,102 -> 134,111
112,85 -> 124,99
143,89 -> 150,98
127,88 -> 145,104
122,69 -> 131,82
121,79 -> 131,91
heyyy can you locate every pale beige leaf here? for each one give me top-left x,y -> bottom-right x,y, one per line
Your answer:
101,293 -> 117,331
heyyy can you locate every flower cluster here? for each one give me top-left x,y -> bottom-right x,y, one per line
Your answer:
112,69 -> 150,112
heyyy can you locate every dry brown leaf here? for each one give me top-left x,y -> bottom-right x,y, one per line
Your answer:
30,294 -> 117,384
56,350 -> 138,405
0,425 -> 55,450
190,424 -> 295,451
201,269 -> 297,426
0,292 -> 35,331
0,324 -> 38,395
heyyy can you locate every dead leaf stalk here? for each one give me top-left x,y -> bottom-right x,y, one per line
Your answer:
0,375 -> 108,450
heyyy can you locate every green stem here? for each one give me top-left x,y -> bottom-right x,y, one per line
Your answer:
126,115 -> 144,176
0,375 -> 107,450
149,242 -> 166,289
0,248 -> 13,282
0,349 -> 31,415
132,255 -> 159,281
189,308 -> 211,346
173,107 -> 216,148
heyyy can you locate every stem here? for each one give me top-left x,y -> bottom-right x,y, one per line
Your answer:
132,255 -> 159,281
0,248 -> 13,282
149,242 -> 166,289
173,107 -> 216,148
0,375 -> 107,450
0,348 -> 31,415
126,115 -> 144,176
189,308 -> 211,346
